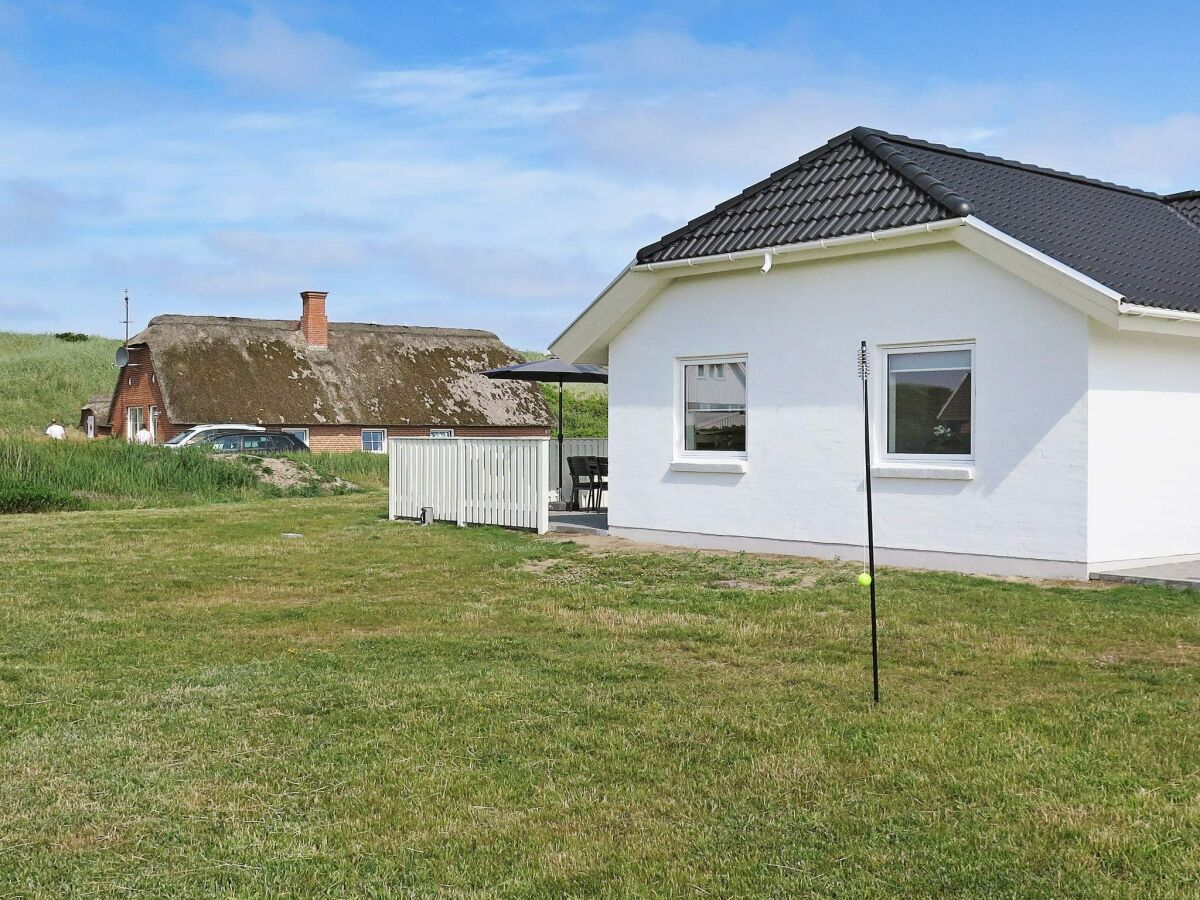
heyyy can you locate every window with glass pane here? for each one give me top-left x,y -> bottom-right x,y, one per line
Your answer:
684,360 -> 747,452
887,348 -> 972,455
362,429 -> 385,453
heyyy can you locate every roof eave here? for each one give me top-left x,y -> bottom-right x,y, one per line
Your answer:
552,219 -> 968,364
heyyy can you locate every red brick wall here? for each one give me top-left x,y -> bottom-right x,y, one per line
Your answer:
109,348 -> 182,442
292,424 -> 550,453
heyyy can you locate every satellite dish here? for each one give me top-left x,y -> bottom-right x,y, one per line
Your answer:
115,347 -> 129,367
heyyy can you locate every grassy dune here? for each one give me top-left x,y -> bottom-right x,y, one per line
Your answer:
0,494 -> 1197,895
538,382 -> 607,437
0,331 -> 121,432
522,350 -> 608,438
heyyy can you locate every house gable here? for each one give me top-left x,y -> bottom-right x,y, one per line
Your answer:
111,345 -> 174,439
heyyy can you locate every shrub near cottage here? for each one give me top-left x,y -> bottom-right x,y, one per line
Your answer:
0,476 -> 83,513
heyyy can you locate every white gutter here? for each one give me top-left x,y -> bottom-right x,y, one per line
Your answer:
1116,301 -> 1200,323
631,217 -> 969,272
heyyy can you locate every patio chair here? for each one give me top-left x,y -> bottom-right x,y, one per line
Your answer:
588,457 -> 609,510
567,456 -> 597,511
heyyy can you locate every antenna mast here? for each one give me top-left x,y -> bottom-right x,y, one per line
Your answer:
120,290 -> 132,348
122,290 -> 131,346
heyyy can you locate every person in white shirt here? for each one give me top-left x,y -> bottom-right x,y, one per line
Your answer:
45,419 -> 66,440
135,424 -> 153,445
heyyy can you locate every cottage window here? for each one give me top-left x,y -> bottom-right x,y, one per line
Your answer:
126,406 -> 143,441
429,429 -> 454,439
362,429 -> 386,453
680,356 -> 747,454
885,344 -> 973,458
283,428 -> 309,447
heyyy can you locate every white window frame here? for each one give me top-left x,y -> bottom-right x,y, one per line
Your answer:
879,340 -> 975,464
361,428 -> 386,453
675,353 -> 749,461
148,406 -> 158,443
429,428 -> 454,439
126,406 -> 143,441
283,427 -> 310,447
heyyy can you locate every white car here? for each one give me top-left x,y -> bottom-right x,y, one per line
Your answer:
164,423 -> 265,448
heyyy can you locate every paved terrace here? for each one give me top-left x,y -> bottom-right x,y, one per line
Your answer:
548,511 -> 608,535
1091,560 -> 1200,591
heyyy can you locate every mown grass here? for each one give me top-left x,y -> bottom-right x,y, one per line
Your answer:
1,493 -> 1197,896
0,331 -> 121,431
0,435 -> 386,512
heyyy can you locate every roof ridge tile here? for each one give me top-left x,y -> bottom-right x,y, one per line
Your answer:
866,127 -> 1162,199
850,128 -> 974,216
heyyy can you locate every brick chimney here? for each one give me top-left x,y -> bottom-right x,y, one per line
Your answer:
299,291 -> 329,348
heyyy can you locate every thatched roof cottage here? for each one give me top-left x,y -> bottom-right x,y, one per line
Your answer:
109,291 -> 553,451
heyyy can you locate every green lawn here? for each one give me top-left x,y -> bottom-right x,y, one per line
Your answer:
1,495 -> 1198,896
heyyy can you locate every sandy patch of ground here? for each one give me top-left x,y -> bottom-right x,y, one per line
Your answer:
1094,643 -> 1200,668
222,454 -> 357,492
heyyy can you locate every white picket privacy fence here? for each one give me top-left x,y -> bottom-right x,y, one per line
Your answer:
388,437 -> 550,533
549,438 -> 608,497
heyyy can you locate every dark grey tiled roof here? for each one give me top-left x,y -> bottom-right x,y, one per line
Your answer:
637,138 -> 950,264
1169,192 -> 1200,228
637,127 -> 1200,314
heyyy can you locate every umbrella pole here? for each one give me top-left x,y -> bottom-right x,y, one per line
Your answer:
558,380 -> 564,496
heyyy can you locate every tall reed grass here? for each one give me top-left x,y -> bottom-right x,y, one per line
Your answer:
0,436 -> 383,513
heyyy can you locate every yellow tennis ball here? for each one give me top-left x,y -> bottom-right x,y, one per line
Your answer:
857,572 -> 872,587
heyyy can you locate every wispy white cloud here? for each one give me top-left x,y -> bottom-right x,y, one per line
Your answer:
390,236 -> 605,301
184,7 -> 362,93
363,58 -> 587,125
0,177 -> 117,241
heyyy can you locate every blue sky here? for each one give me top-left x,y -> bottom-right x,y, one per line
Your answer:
1,1 -> 1199,348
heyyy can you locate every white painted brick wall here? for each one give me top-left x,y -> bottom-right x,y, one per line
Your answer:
607,243 -> 1091,566
1088,324 -> 1200,565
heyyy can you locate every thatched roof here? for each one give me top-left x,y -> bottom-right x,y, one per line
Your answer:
80,395 -> 111,426
127,315 -> 553,428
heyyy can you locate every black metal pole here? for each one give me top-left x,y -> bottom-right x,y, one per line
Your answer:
558,380 -> 565,495
860,340 -> 880,705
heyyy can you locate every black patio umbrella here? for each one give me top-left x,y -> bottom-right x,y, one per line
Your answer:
478,357 -> 608,493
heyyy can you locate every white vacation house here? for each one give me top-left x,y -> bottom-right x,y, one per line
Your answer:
551,127 -> 1200,578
